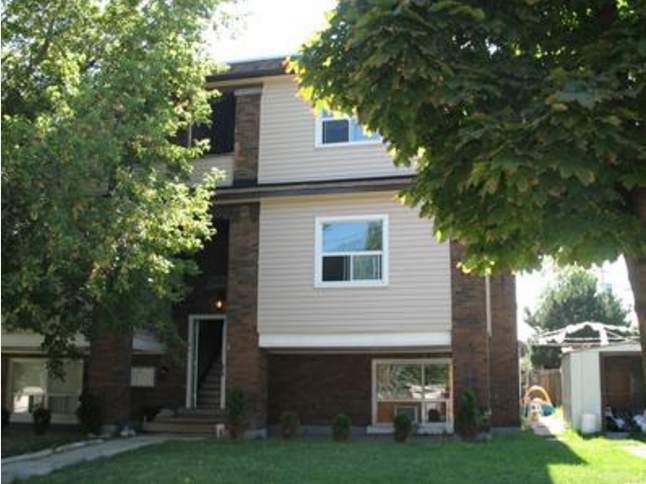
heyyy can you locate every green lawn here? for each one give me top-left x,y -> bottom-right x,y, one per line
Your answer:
2,425 -> 85,458
24,432 -> 646,484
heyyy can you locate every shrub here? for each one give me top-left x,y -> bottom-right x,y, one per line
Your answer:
2,406 -> 10,429
331,414 -> 352,441
76,393 -> 104,435
226,388 -> 248,440
393,413 -> 413,442
279,411 -> 300,440
33,406 -> 52,435
458,389 -> 482,441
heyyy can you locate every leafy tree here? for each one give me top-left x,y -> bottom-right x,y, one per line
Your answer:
526,267 -> 630,332
526,266 -> 630,367
1,0 -> 225,372
293,1 -> 646,386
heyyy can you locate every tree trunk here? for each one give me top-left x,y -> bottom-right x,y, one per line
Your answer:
625,187 -> 646,396
625,255 -> 646,395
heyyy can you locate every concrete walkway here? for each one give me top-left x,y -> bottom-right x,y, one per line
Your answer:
1,435 -> 202,483
529,415 -> 567,437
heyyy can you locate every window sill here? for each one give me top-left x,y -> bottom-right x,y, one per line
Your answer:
314,280 -> 389,289
314,140 -> 384,149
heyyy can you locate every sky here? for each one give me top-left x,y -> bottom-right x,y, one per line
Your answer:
208,0 -> 637,339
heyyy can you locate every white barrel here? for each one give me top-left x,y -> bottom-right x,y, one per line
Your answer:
580,413 -> 598,434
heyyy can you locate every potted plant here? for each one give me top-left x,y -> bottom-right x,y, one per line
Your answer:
393,413 -> 414,442
332,414 -> 352,441
280,411 -> 300,439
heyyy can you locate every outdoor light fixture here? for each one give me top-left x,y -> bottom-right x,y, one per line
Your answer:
216,299 -> 224,310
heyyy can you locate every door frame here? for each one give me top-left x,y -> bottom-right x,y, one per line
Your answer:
185,314 -> 227,409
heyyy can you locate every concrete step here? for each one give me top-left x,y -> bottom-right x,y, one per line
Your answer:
143,420 -> 222,435
198,390 -> 221,399
175,407 -> 225,419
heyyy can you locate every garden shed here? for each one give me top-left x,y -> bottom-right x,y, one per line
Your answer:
561,342 -> 644,432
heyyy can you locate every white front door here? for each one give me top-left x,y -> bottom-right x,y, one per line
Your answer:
185,315 -> 227,409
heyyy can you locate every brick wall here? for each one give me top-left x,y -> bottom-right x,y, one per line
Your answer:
88,331 -> 132,426
450,242 -> 491,424
129,353 -> 187,421
2,354 -> 8,408
233,90 -> 261,185
489,273 -> 520,427
450,241 -> 520,429
268,352 -> 449,426
268,354 -> 373,425
223,202 -> 266,430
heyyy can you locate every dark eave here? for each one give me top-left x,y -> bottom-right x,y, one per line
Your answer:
207,57 -> 289,82
217,175 -> 414,202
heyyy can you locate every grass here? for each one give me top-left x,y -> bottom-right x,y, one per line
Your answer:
22,431 -> 646,484
2,424 -> 85,458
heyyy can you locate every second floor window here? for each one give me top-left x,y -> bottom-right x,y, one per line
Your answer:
317,110 -> 381,146
315,215 -> 389,286
177,93 -> 236,155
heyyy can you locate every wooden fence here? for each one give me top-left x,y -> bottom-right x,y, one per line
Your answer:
523,369 -> 562,406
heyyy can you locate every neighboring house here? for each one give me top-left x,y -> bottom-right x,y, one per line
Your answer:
1,58 -> 520,435
561,342 -> 644,432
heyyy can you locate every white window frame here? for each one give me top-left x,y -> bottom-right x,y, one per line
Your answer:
8,357 -> 83,422
314,214 -> 389,288
370,358 -> 453,434
315,112 -> 382,148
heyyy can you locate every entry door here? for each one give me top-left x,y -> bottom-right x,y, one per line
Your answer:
186,315 -> 226,409
187,318 -> 201,408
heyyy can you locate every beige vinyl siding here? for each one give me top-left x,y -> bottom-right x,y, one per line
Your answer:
258,77 -> 414,184
258,192 -> 451,338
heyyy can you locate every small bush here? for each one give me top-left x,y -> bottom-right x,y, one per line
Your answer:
458,389 -> 482,441
393,413 -> 413,442
33,406 -> 52,435
279,411 -> 300,440
76,393 -> 104,435
2,406 -> 10,429
332,414 -> 352,441
226,388 -> 248,440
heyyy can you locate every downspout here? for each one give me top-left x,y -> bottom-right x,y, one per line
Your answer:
485,275 -> 492,336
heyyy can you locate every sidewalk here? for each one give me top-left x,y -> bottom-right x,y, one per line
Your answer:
1,435 -> 202,483
529,414 -> 567,437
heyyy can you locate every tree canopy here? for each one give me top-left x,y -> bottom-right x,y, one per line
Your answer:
526,267 -> 630,332
2,0 -> 225,369
293,0 -> 646,383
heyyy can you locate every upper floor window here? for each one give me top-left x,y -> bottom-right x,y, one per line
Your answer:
177,93 -> 236,155
316,110 -> 381,147
315,215 -> 389,287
